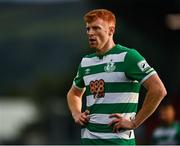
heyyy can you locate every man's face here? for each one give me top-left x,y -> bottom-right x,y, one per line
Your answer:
86,18 -> 112,50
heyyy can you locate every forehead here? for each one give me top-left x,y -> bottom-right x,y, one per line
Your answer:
86,18 -> 109,27
160,105 -> 174,112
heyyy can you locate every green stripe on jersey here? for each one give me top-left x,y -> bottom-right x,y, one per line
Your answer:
86,122 -> 135,133
85,82 -> 140,96
86,122 -> 113,133
87,103 -> 138,114
81,138 -> 136,145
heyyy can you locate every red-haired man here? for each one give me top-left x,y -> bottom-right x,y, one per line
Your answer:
67,9 -> 167,145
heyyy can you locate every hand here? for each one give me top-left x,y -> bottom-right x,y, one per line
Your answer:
73,110 -> 90,126
108,113 -> 136,133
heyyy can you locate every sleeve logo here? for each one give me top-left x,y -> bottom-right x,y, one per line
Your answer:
137,60 -> 151,72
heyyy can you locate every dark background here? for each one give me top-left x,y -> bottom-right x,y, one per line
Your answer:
0,0 -> 180,144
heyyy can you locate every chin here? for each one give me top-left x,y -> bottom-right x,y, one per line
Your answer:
89,44 -> 97,49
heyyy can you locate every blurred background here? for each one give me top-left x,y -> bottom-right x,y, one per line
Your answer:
0,0 -> 180,144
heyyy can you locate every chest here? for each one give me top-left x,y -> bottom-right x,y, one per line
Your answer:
82,55 -> 129,86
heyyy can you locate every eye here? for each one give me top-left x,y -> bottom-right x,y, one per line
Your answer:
86,27 -> 90,32
93,26 -> 101,30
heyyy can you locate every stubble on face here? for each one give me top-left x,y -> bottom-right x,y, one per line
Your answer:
86,19 -> 110,52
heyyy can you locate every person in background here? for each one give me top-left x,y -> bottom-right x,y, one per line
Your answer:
151,102 -> 180,144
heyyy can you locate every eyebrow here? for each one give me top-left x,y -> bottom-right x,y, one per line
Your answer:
86,25 -> 102,29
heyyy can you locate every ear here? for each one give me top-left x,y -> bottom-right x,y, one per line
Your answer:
109,26 -> 115,36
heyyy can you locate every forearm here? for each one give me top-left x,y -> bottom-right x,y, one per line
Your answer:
133,89 -> 165,128
67,93 -> 82,118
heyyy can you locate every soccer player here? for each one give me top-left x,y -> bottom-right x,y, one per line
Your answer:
67,9 -> 167,145
151,102 -> 180,144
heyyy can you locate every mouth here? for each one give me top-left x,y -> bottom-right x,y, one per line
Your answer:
89,38 -> 97,44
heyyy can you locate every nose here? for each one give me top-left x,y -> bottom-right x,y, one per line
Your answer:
87,28 -> 94,36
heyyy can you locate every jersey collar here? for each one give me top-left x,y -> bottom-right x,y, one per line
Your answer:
96,44 -> 119,59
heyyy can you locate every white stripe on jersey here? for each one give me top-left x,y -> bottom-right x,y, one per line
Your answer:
89,113 -> 136,124
81,52 -> 127,67
81,128 -> 135,139
86,92 -> 139,107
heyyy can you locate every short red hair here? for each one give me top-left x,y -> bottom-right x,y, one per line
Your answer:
83,9 -> 116,27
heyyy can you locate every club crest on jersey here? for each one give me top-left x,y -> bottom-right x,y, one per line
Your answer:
104,61 -> 116,72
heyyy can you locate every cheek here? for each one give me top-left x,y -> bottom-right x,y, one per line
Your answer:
167,110 -> 175,119
98,32 -> 109,41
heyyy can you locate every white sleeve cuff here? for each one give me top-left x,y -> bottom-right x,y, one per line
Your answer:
73,81 -> 84,91
140,71 -> 157,84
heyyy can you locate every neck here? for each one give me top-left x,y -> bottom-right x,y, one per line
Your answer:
162,119 -> 174,126
96,39 -> 115,55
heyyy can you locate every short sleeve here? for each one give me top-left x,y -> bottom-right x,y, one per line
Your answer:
73,62 -> 85,90
125,49 -> 156,84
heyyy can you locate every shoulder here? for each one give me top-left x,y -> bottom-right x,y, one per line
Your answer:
126,48 -> 142,58
174,121 -> 180,128
117,45 -> 142,59
80,53 -> 96,67
115,44 -> 132,53
152,126 -> 164,137
83,53 -> 96,58
124,47 -> 145,63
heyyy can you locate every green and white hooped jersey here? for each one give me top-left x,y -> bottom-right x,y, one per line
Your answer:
73,44 -> 156,145
151,122 -> 180,145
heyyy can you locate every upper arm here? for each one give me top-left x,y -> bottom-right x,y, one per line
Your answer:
73,62 -> 85,90
68,59 -> 86,99
142,74 -> 167,97
68,85 -> 86,98
125,49 -> 166,97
